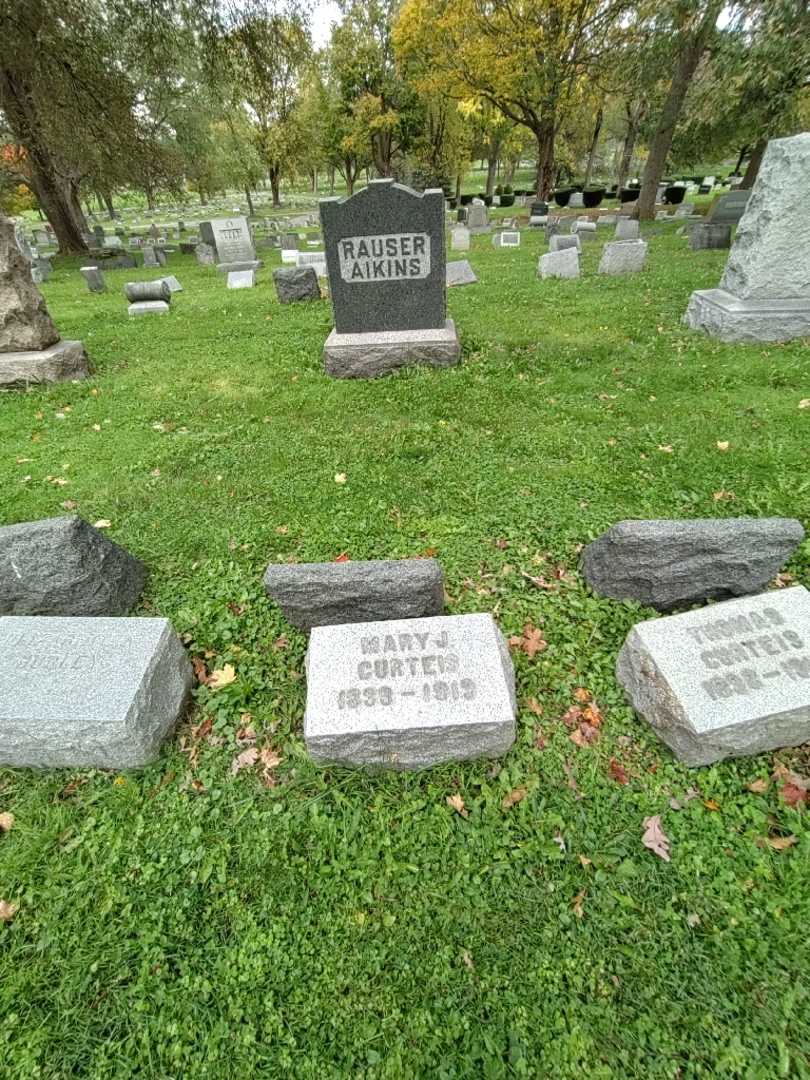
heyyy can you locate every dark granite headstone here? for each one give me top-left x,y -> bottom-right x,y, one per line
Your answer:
320,180 -> 446,334
706,190 -> 752,226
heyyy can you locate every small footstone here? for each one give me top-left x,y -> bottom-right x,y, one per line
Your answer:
0,516 -> 146,616
446,260 -> 477,287
689,224 -> 731,251
264,558 -> 445,630
616,586 -> 810,766
273,266 -> 320,303
81,266 -> 106,293
581,517 -> 805,611
128,300 -> 169,316
538,247 -> 579,279
0,615 -> 191,768
614,219 -> 639,241
304,613 -> 517,769
549,234 -> 580,254
598,239 -> 648,275
227,269 -> 256,289
0,339 -> 90,388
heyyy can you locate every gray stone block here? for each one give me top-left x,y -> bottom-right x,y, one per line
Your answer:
689,224 -> 731,250
81,266 -> 106,293
273,266 -> 320,303
538,248 -> 579,279
304,613 -> 517,769
0,340 -> 90,388
549,234 -> 580,254
598,239 -> 648,275
227,269 -> 256,289
1,217 -> 59,353
582,517 -> 805,611
128,301 -> 169,317
124,280 -> 170,303
264,557 -> 445,630
614,219 -> 639,241
683,289 -> 810,343
446,260 -> 477,287
159,275 -> 183,293
616,586 -> 810,766
195,242 -> 216,266
0,615 -> 191,768
0,516 -> 146,616
215,260 -> 261,274
323,319 -> 460,379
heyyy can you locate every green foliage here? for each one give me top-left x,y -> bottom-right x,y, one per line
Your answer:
0,219 -> 809,1076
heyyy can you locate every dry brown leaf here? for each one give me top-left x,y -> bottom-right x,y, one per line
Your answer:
704,799 -> 721,811
526,697 -> 543,716
501,786 -> 528,810
572,890 -> 586,919
192,658 -> 211,685
573,687 -> 592,703
578,854 -> 592,868
747,778 -> 769,794
0,813 -> 14,833
259,747 -> 282,770
461,949 -> 474,971
446,793 -> 468,818
608,758 -> 629,785
230,747 -> 259,776
0,900 -> 19,922
764,834 -> 798,851
509,622 -> 547,659
208,664 -> 236,690
641,815 -> 671,862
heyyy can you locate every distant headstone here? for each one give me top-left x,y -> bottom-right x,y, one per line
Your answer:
264,558 -> 444,630
538,247 -> 579,280
614,219 -> 639,241
581,517 -> 805,611
492,230 -> 520,248
598,239 -> 648,275
280,232 -> 299,250
617,586 -> 810,766
0,516 -> 146,616
227,269 -> 256,289
466,203 -> 490,234
142,245 -> 165,268
81,266 -> 106,293
128,300 -> 169,316
450,225 -> 470,251
689,224 -> 731,250
194,242 -> 216,266
320,179 -> 460,378
706,190 -> 752,225
273,266 -> 320,303
297,250 -> 327,276
569,192 -> 585,208
698,175 -> 716,194
304,613 -> 517,769
572,220 -> 597,239
199,217 -> 256,267
685,132 -> 810,342
0,615 -> 191,768
549,234 -> 581,254
446,259 -> 477,287
159,275 -> 182,293
93,224 -> 106,244
99,253 -> 137,270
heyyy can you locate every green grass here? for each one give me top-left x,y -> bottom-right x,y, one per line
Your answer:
1,214 -> 809,1079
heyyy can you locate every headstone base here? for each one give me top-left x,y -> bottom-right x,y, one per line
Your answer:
128,301 -> 169,317
215,260 -> 262,274
323,319 -> 461,379
0,340 -> 90,389
684,288 -> 810,343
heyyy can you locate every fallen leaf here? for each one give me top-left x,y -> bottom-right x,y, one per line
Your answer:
573,687 -> 592,703
703,799 -> 721,811
61,500 -> 77,510
658,444 -> 674,454
533,731 -> 547,750
0,900 -> 19,922
501,786 -> 528,810
273,635 -> 289,650
578,854 -> 592,868
799,399 -> 810,409
230,747 -> 259,776
570,724 -> 599,747
553,832 -> 566,852
0,813 -> 14,832
572,890 -> 586,919
716,441 -> 729,451
609,758 -> 629,785
747,778 -> 769,794
92,424 -> 102,432
509,621 -> 547,659
334,472 -> 347,484
641,815 -> 671,862
461,949 -> 474,971
208,664 -> 236,690
275,525 -> 289,535
446,793 -> 468,818
764,834 -> 797,851
93,519 -> 112,529
713,489 -> 736,502
526,697 -> 543,717
686,912 -> 701,927
334,552 -> 350,562
236,725 -> 256,744
781,783 -> 808,808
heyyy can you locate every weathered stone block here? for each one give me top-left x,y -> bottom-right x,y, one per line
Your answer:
598,239 -> 648,275
0,340 -> 90,388
549,234 -> 580,254
81,266 -> 107,293
273,266 -> 320,303
617,586 -> 810,765
304,613 -> 517,769
264,558 -> 445,630
128,300 -> 169,317
614,219 -> 639,241
582,518 -> 805,611
446,260 -> 477,287
0,616 -> 191,768
538,248 -> 579,279
323,320 -> 460,379
0,516 -> 146,616
689,224 -> 731,250
1,216 -> 59,353
124,280 -> 170,303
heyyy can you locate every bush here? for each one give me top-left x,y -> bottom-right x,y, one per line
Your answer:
499,194 -> 515,207
503,184 -> 513,195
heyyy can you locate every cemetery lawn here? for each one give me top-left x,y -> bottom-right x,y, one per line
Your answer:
2,218 -> 810,1080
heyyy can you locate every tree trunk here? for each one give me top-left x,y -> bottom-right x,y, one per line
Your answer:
583,107 -> 603,189
615,102 -> 644,194
504,158 -> 516,185
371,130 -> 393,178
145,186 -> 155,211
102,190 -> 115,219
68,180 -> 89,236
533,121 -> 556,198
245,186 -> 255,216
455,172 -> 462,200
634,0 -> 723,220
740,140 -> 766,188
269,167 -> 280,206
485,151 -> 498,197
329,166 -> 335,195
0,67 -> 88,254
733,144 -> 749,176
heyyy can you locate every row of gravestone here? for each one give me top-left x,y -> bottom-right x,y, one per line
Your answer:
0,513 -> 807,771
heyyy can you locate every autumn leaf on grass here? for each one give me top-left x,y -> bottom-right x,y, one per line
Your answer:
573,688 -> 592,704
192,658 -> 211,686
609,758 -> 630,785
208,664 -> 236,690
773,764 -> 809,807
641,815 -> 671,862
334,552 -> 350,563
747,778 -> 769,794
508,622 -> 547,659
761,834 -> 797,852
446,793 -> 468,818
572,890 -> 586,920
525,697 -> 543,717
0,813 -> 14,833
0,900 -> 19,922
501,786 -> 528,810
230,747 -> 259,776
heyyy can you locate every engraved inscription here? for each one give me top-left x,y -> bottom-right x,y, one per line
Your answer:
336,627 -> 477,713
338,233 -> 431,283
688,605 -> 809,700
3,631 -> 96,673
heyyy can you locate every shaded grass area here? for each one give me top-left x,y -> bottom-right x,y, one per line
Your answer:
1,216 -> 809,1078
